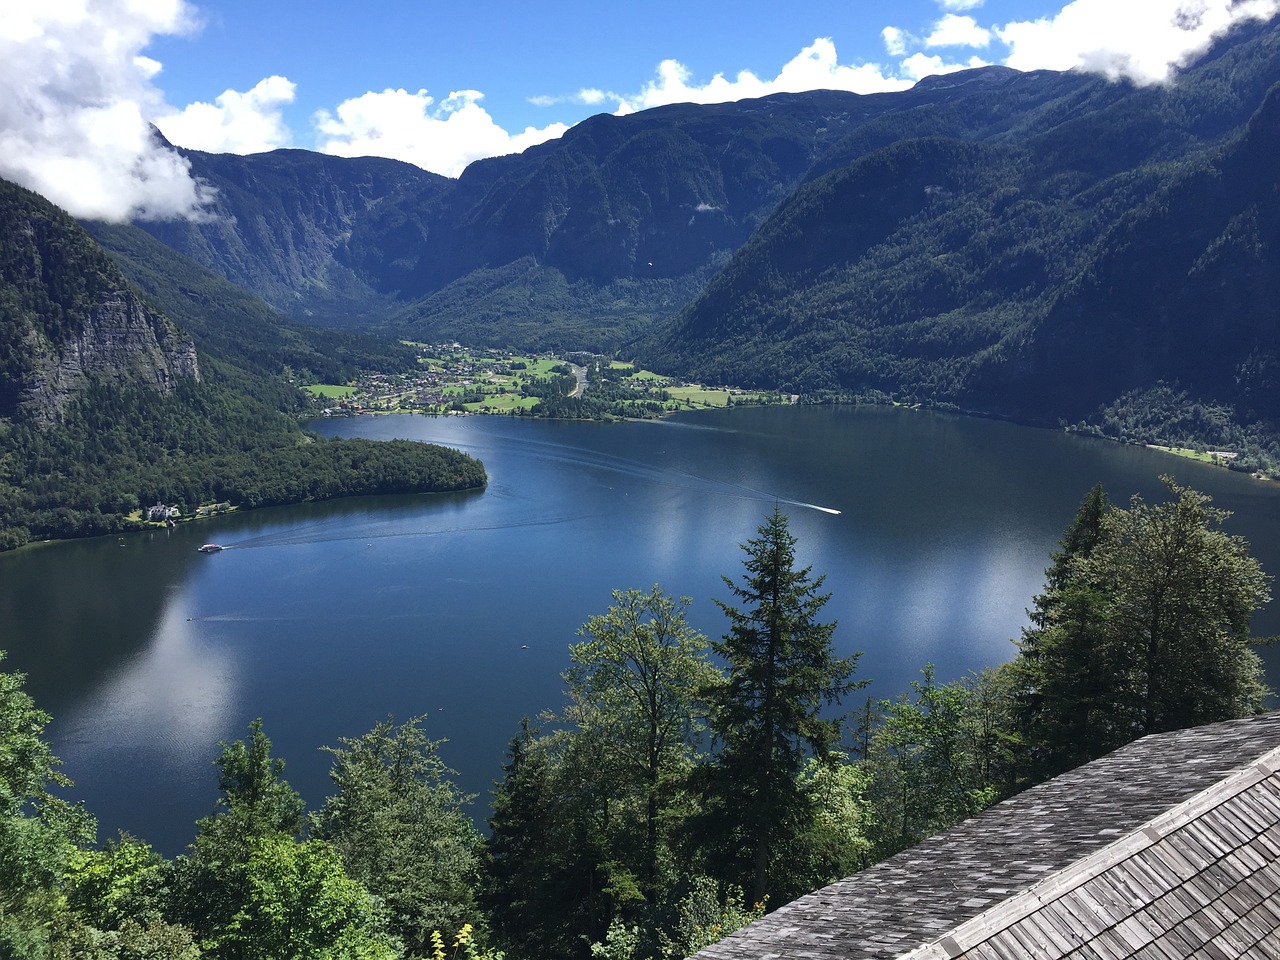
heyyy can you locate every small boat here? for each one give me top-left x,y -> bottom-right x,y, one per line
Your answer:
197,543 -> 224,554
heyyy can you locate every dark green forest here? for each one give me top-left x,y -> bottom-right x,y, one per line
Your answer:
1,484 -> 1271,959
115,21 -> 1280,471
0,180 -> 486,551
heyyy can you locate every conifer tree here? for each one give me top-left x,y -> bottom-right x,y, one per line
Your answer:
1013,484 -> 1114,778
697,507 -> 862,904
1014,479 -> 1272,778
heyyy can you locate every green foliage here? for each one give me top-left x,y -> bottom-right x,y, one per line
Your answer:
565,587 -> 718,897
698,507 -> 864,903
780,757 -> 874,892
1081,478 -> 1271,732
429,924 -> 503,960
312,717 -> 481,955
208,719 -> 306,841
0,655 -> 98,959
1011,485 -> 1117,778
1012,478 -> 1272,776
1070,383 -> 1280,475
663,877 -> 765,960
170,720 -> 306,953
483,721 -> 606,960
211,835 -> 397,960
0,374 -> 486,549
65,836 -> 170,932
867,666 -> 1009,857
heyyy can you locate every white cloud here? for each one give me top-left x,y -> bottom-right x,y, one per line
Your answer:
0,0 -> 215,221
997,0 -> 1280,84
926,14 -> 993,48
940,0 -> 985,10
314,88 -> 569,178
613,38 -> 912,115
157,75 -> 296,154
882,26 -> 915,57
901,53 -> 991,80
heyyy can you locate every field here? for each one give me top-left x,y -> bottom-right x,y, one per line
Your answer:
307,346 -> 786,420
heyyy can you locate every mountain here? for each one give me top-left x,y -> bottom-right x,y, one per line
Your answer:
0,178 -> 485,551
141,77 -> 1111,348
640,20 -> 1280,467
1,179 -> 199,425
111,18 -> 1280,466
137,141 -> 447,324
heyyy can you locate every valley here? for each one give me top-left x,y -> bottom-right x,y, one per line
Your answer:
304,344 -> 786,418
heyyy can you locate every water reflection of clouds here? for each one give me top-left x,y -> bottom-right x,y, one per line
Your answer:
851,534 -> 1045,686
58,591 -> 239,782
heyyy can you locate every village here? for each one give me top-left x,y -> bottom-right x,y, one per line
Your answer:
305,343 -> 786,418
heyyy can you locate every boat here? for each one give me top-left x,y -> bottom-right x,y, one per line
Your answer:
197,543 -> 224,553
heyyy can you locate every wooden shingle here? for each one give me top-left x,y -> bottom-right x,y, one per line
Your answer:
694,713 -> 1280,960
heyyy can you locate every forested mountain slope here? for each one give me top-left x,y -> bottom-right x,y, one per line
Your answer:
1,179 -> 198,426
0,179 -> 485,550
137,74 -> 1134,348
642,20 -> 1280,468
109,19 -> 1280,463
137,141 -> 447,323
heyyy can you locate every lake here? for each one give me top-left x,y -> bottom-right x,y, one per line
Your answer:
3,405 -> 1278,855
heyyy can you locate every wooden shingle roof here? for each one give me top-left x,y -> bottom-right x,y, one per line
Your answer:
695,712 -> 1280,960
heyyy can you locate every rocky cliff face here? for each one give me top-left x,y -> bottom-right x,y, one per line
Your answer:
1,177 -> 200,425
18,288 -> 199,424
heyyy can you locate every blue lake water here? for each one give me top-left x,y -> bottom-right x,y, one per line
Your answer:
3,405 -> 1277,855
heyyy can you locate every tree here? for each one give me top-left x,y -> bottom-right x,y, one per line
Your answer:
698,507 -> 863,904
868,666 -> 1008,856
170,718 -> 310,955
1083,477 -> 1271,735
565,586 -> 719,901
213,834 -> 398,960
0,655 -> 96,958
1012,484 -> 1115,778
484,720 -> 607,960
1014,478 -> 1272,775
203,718 -> 306,842
311,716 -> 481,955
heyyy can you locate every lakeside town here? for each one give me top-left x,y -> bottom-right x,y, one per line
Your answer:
305,343 -> 788,419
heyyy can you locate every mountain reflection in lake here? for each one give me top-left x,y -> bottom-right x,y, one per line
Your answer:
3,406 -> 1278,855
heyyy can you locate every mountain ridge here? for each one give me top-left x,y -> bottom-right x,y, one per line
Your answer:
53,15 -> 1280,472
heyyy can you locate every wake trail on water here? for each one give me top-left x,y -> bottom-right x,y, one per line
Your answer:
211,512 -> 599,552
212,433 -> 839,550
510,436 -> 844,516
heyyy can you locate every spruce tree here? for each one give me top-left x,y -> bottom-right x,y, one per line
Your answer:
698,507 -> 862,904
1013,484 -> 1114,778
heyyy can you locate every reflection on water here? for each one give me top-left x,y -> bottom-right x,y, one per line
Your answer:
2,405 -> 1278,854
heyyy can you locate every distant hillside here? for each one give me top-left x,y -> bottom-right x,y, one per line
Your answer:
137,142 -> 446,324
0,179 -> 485,550
112,18 -> 1280,466
0,179 -> 199,424
641,19 -> 1280,470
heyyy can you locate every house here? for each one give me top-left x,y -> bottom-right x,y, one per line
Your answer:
145,502 -> 180,521
696,712 -> 1280,960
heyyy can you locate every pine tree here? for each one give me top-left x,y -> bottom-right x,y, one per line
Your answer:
1013,484 -> 1115,778
698,507 -> 862,904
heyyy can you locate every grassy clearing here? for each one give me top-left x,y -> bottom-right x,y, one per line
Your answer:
664,385 -> 735,407
305,384 -> 358,399
1148,445 -> 1237,465
469,394 -> 540,412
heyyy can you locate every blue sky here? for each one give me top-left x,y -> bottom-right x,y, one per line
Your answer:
3,0 -> 1278,220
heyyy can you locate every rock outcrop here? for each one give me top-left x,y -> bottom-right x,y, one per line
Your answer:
18,288 -> 199,424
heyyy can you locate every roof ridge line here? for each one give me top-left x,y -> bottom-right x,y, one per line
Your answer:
898,742 -> 1280,960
